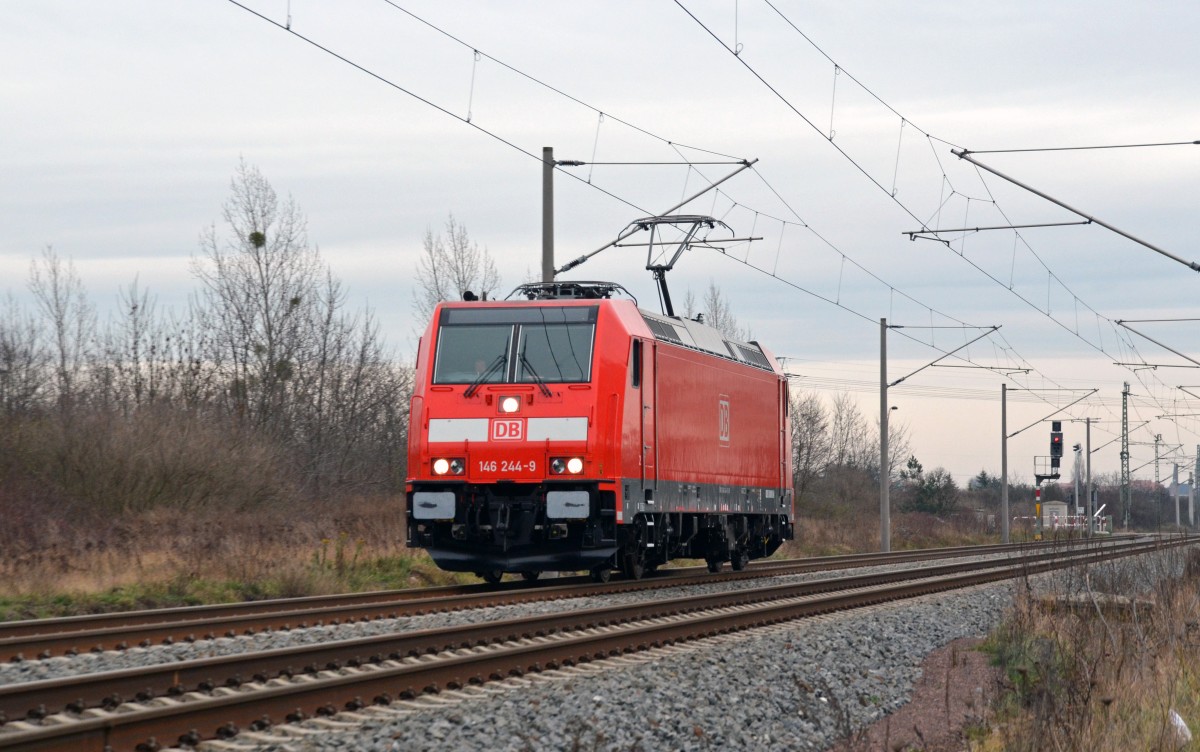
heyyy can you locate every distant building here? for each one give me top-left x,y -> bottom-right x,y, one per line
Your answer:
1042,501 -> 1069,531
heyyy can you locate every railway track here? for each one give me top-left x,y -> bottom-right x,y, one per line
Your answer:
0,535 -> 1184,752
0,537 -> 1120,663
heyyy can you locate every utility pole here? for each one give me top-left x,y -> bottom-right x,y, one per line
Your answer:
1121,382 -> 1131,529
1173,463 -> 1181,527
1190,469 -> 1195,528
542,147 -> 555,283
1155,435 -> 1163,486
1086,418 -> 1093,536
1080,441 -> 1089,518
879,321 -> 996,551
1194,446 -> 1199,527
1001,383 -> 1009,544
1155,434 -> 1163,526
880,318 -> 890,553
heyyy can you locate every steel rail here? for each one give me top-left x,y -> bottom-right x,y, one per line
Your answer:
0,538 -> 1124,662
0,537 -> 1174,729
0,537 -> 1188,752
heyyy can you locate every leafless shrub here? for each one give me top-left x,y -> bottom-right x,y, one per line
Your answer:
988,549 -> 1200,750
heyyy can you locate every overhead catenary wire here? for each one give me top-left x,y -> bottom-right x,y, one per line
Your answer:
963,140 -> 1200,155
954,149 -> 1200,273
376,0 -> 743,162
379,0 -> 1043,384
224,0 -> 653,218
230,0 -> 1178,470
673,0 -> 1188,432
265,0 -> 1113,434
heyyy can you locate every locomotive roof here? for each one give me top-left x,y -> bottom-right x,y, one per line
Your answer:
437,286 -> 778,374
638,309 -> 776,372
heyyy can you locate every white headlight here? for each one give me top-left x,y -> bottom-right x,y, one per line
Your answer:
500,396 -> 521,413
566,457 -> 583,474
432,458 -> 450,475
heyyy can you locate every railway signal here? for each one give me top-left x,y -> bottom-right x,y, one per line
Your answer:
1050,420 -> 1063,468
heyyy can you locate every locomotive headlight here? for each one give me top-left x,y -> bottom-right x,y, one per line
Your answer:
550,457 -> 584,475
499,396 -> 521,414
432,457 -> 465,476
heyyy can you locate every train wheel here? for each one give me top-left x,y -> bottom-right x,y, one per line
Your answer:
589,566 -> 612,583
706,558 -> 723,574
620,552 -> 645,580
481,570 -> 504,584
730,549 -> 749,571
520,571 -> 541,582
619,516 -> 648,580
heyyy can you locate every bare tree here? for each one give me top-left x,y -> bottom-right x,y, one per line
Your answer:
0,294 -> 48,415
827,392 -> 872,470
879,415 -> 912,481
192,160 -> 412,491
791,389 -> 830,504
701,280 -> 750,340
92,278 -> 173,414
28,246 -> 95,410
193,159 -> 322,428
412,214 -> 500,322
681,289 -> 697,319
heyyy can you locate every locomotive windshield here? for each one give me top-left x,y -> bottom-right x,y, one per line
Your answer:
433,305 -> 597,384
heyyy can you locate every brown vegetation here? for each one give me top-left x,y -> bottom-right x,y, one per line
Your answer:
0,164 -> 423,616
975,546 -> 1200,750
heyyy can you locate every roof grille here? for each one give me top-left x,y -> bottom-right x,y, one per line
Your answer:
734,343 -> 772,369
645,318 -> 682,343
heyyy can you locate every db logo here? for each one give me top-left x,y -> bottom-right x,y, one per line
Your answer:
718,397 -> 731,446
490,419 -> 524,441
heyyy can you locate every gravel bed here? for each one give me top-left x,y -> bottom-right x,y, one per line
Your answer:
244,584 -> 1014,752
0,552 -> 1020,687
2,545 -> 1186,752
235,546 -> 1188,752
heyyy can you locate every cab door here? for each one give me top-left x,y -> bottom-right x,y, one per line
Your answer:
639,339 -> 657,503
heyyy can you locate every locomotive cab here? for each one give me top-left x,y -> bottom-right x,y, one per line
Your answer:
407,301 -> 618,581
406,282 -> 794,584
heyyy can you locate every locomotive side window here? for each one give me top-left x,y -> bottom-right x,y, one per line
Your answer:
432,306 -> 597,384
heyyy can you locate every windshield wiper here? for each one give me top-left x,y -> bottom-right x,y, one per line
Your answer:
464,353 -> 506,398
520,353 -> 554,397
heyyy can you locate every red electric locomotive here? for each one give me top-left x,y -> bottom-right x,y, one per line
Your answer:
406,280 -> 793,582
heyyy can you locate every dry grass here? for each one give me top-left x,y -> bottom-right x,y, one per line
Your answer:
782,509 -> 996,558
979,545 -> 1200,751
0,407 -> 458,618
0,494 -> 468,619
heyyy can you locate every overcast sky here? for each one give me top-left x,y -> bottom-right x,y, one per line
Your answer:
3,1 -> 1198,490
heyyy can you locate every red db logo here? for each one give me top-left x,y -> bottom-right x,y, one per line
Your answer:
718,397 -> 731,446
491,419 -> 524,441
